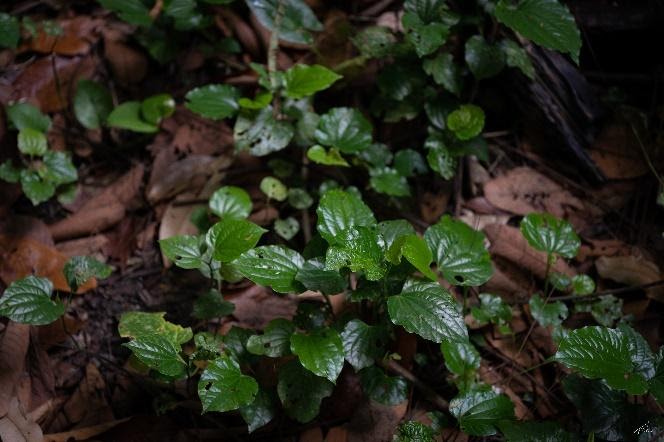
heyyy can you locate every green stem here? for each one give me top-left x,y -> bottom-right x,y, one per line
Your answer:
267,0 -> 284,117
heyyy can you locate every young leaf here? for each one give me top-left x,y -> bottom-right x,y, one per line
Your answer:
246,318 -> 295,358
0,276 -> 64,325
73,80 -> 113,129
465,35 -> 505,80
19,170 -> 55,205
471,293 -> 512,326
341,319 -> 388,371
290,328 -> 345,383
424,215 -> 493,286
5,102 -> 51,132
206,218 -> 266,263
295,258 -> 348,295
495,0 -> 582,64
449,387 -> 515,436
277,359 -> 334,423
124,334 -> 186,377
192,290 -> 235,320
209,185 -> 252,219
529,294 -> 568,327
141,93 -> 175,125
234,107 -> 294,156
378,220 -> 416,250
43,151 -> 77,185
283,64 -> 342,99
247,0 -> 323,45
369,168 -> 410,197
159,235 -> 205,269
274,217 -> 300,240
447,104 -> 485,141
314,107 -> 373,154
198,354 -> 259,412
119,311 -> 193,345
18,128 -> 48,156
106,102 -> 158,133
387,234 -> 437,281
306,145 -> 349,167
316,189 -> 376,243
520,213 -> 580,259
185,84 -> 240,120
359,366 -> 408,405
572,274 -> 595,295
287,188 -> 313,209
63,256 -> 112,292
387,280 -> 468,344
0,13 -> 20,49
394,421 -> 435,442
325,226 -> 387,281
259,176 -> 288,201
234,245 -> 305,293
555,326 -> 650,394
239,388 -> 277,433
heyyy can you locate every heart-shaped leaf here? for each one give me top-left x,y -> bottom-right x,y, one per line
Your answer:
234,245 -> 305,293
341,319 -> 389,371
247,318 -> 295,358
159,234 -> 205,269
277,359 -> 334,423
206,218 -> 266,263
447,104 -> 485,141
0,276 -> 64,325
283,64 -> 342,99
290,328 -> 345,382
314,107 -> 373,154
465,35 -> 505,80
124,334 -> 186,377
5,102 -> 51,132
209,186 -> 252,219
520,213 -> 580,259
369,167 -> 411,197
185,84 -> 240,120
240,388 -> 277,433
234,107 -> 294,156
198,354 -> 258,412
529,294 -> 567,327
359,366 -> 408,405
449,386 -> 515,436
316,189 -> 376,243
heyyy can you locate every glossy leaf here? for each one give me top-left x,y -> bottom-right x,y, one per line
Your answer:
359,366 -> 408,405
341,319 -> 388,371
18,128 -> 47,156
499,39 -> 535,79
447,104 -> 485,141
498,420 -> 576,442
529,294 -> 568,327
423,53 -> 463,96
206,218 -> 266,263
306,145 -> 349,167
277,359 -> 334,423
426,140 -> 456,180
192,290 -> 235,320
351,26 -> 397,58
141,93 -> 175,125
247,318 -> 295,358
43,151 -> 77,186
119,311 -> 193,345
441,340 -> 480,380
107,102 -> 158,133
234,107 -> 294,156
63,256 -> 112,292
402,12 -> 449,57
5,102 -> 51,132
316,189 -> 376,243
19,170 -> 55,205
572,274 -> 595,295
295,258 -> 347,295
239,389 -> 277,433
185,84 -> 240,120
247,0 -> 323,45
369,167 -> 410,197
394,149 -> 427,177
387,280 -> 468,343
465,35 -> 505,80
209,186 -> 252,219
471,293 -> 512,326
325,226 -> 386,281
291,328 -> 344,383
198,354 -> 258,412
449,387 -> 515,436
287,188 -> 313,209
520,213 -> 580,259
234,245 -> 305,293
386,234 -> 437,281
74,80 -> 113,129
378,220 -> 416,251
0,276 -> 64,325
159,235 -> 204,269
314,107 -> 373,154
124,334 -> 186,377
283,64 -> 342,99
424,215 -> 493,286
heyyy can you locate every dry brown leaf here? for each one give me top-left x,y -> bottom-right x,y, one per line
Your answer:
0,322 -> 30,417
0,397 -> 43,442
21,17 -> 101,56
596,255 -> 664,301
420,189 -> 451,224
62,363 -> 113,428
0,215 -> 53,246
300,427 -> 324,442
158,194 -> 202,268
326,426 -> 348,442
37,313 -> 86,349
104,39 -> 147,85
0,236 -> 96,293
345,399 -> 408,442
588,123 -> 648,179
484,224 -> 576,279
482,257 -> 531,303
225,285 -> 298,329
55,234 -> 110,258
459,209 -> 510,232
43,417 -> 131,442
483,167 -> 584,218
216,8 -> 261,59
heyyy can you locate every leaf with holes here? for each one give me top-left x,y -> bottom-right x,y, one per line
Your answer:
63,256 -> 112,292
424,215 -> 493,286
520,213 -> 580,259
209,186 -> 252,219
306,145 -> 349,167
260,176 -> 288,201
198,354 -> 258,412
0,276 -> 64,325
341,319 -> 389,371
185,84 -> 240,120
247,318 -> 295,358
159,235 -> 205,269
235,107 -> 294,156
234,245 -> 305,293
316,189 -> 376,243
290,328 -> 345,383
278,359 -> 334,423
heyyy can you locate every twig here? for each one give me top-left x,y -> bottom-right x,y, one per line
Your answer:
267,0 -> 284,117
547,279 -> 664,303
380,359 -> 449,410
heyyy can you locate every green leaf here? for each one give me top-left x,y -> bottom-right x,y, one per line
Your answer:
290,328 -> 345,382
107,102 -> 158,133
359,366 -> 408,406
316,189 -> 376,243
234,245 -> 305,293
520,213 -> 580,259
426,139 -> 456,180
287,188 -> 313,209
278,359 -> 334,423
441,340 -> 480,381
259,176 -> 288,201
618,323 -> 657,382
240,388 -> 277,433
325,226 -> 387,281
499,39 -> 535,79
447,104 -> 485,141
0,13 -> 20,49
73,80 -> 113,129
404,0 -> 450,23
306,145 -> 349,167
529,294 -> 568,327
247,0 -> 323,45
6,103 -> 51,132
402,12 -> 449,58
283,64 -> 342,99
554,326 -> 650,394
209,186 -> 252,219
394,149 -> 427,177
198,354 -> 258,412
341,319 -> 388,371
223,326 -> 256,364
360,143 -> 393,168
574,295 -> 623,327
295,258 -> 348,295
369,168 -> 410,197
549,272 -> 571,290
314,107 -> 373,154
238,90 -> 273,110
43,151 -> 78,186
125,334 -> 186,377
98,0 -> 152,26
0,161 -> 20,183
498,420 -> 577,442
423,53 -> 463,96
192,290 -> 235,320
185,84 -> 239,120
562,374 -> 626,436
464,35 -> 505,80
247,318 -> 295,357
394,421 -> 435,442
234,107 -> 294,156
0,276 -> 64,325
159,235 -> 205,269
274,217 -> 300,240
63,256 -> 112,292
378,220 -> 416,251
449,386 -> 515,436
650,348 -> 664,405
424,215 -> 493,286
141,93 -> 175,125
387,280 -> 468,343
471,293 -> 512,325
119,311 -> 193,345
351,26 -> 397,58
206,218 -> 266,263
20,170 -> 55,205
572,274 -> 595,295
495,0 -> 582,64
386,234 -> 437,281
18,128 -> 48,156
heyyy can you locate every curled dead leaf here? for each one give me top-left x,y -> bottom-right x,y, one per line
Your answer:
0,322 -> 30,417
595,255 -> 664,302
0,397 -> 43,442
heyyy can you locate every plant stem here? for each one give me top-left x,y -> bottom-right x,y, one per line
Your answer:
380,359 -> 449,411
267,0 -> 284,118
